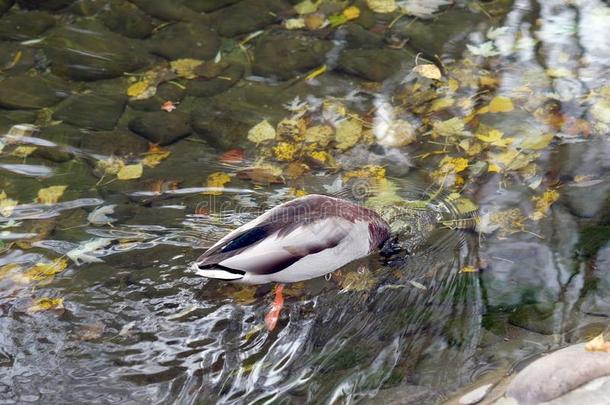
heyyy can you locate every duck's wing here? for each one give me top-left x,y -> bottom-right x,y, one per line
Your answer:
193,216 -> 353,277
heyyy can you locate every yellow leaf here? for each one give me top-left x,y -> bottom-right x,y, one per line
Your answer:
204,172 -> 231,195
272,142 -> 298,161
304,125 -> 334,146
585,334 -> 610,352
294,0 -> 318,14
308,150 -> 335,166
335,119 -> 362,150
413,64 -> 442,80
29,297 -> 64,313
15,258 -> 68,284
96,156 -> 125,176
488,96 -> 514,113
488,163 -> 501,172
343,165 -> 386,183
432,117 -> 469,138
12,145 -> 37,158
366,0 -> 396,13
117,163 -> 143,180
170,58 -> 204,79
476,129 -> 512,147
305,64 -> 327,81
37,185 -> 67,204
142,148 -> 171,168
343,5 -> 360,20
127,80 -> 154,99
429,97 -> 454,112
290,188 -> 308,197
284,17 -> 306,30
530,189 -> 559,220
0,190 -> 18,217
247,120 -> 276,144
520,133 -> 554,150
439,156 -> 469,173
0,263 -> 19,280
460,265 -> 478,273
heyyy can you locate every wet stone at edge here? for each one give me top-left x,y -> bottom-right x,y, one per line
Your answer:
52,93 -> 127,131
148,23 -> 220,61
45,22 -> 151,81
0,74 -> 70,109
129,111 -> 192,145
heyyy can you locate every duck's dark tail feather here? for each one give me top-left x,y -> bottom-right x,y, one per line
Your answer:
193,264 -> 245,281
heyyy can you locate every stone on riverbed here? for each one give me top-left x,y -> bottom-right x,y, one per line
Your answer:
129,0 -> 203,22
0,74 -> 70,109
45,22 -> 151,81
505,343 -> 610,404
337,48 -> 414,82
129,111 -> 192,145
208,0 -> 289,37
0,0 -> 14,15
16,0 -> 73,10
101,0 -> 154,39
129,82 -> 186,112
183,0 -> 241,13
81,129 -> 149,156
252,32 -> 333,80
336,23 -> 384,49
186,63 -> 244,97
0,42 -> 36,74
0,10 -> 55,41
149,23 -> 220,61
52,93 -> 127,131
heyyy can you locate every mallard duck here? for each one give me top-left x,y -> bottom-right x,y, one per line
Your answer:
191,194 -> 391,284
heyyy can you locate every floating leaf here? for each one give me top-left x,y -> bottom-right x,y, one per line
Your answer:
343,5 -> 361,20
117,163 -> 143,180
284,17 -> 306,30
247,120 -> 276,144
304,13 -> 326,30
366,0 -> 397,13
37,185 -> 67,204
219,149 -> 245,164
204,172 -> 231,195
413,64 -> 442,80
476,129 -> 512,147
29,297 -> 64,313
0,191 -> 17,217
343,165 -> 386,183
12,145 -> 37,158
15,257 -> 68,284
304,125 -> 334,146
294,0 -> 318,14
530,189 -> 559,220
142,145 -> 171,168
433,117 -> 470,138
488,96 -> 514,113
520,133 -> 554,150
460,265 -> 478,273
88,205 -> 116,225
272,142 -> 298,161
67,238 -> 112,265
335,119 -> 362,150
466,41 -> 500,57
170,58 -> 204,79
585,334 -> 610,352
328,14 -> 348,27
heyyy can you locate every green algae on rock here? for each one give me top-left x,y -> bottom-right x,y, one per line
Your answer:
0,74 -> 70,109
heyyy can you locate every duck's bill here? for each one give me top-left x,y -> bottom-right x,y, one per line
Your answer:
190,262 -> 245,281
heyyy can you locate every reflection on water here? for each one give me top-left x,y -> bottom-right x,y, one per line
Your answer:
0,0 -> 609,403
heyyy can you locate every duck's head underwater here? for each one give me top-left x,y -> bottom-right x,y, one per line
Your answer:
189,187 -> 472,284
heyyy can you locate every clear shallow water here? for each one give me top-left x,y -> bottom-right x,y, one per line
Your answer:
0,0 -> 609,403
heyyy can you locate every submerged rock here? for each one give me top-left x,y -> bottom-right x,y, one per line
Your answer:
0,42 -> 36,74
129,82 -> 185,112
149,23 -> 220,61
505,343 -> 610,404
208,0 -> 289,37
186,63 -> 244,97
129,0 -> 202,22
0,0 -> 14,15
52,93 -> 127,131
0,109 -> 37,132
0,11 -> 55,41
336,23 -> 384,49
183,0 -> 241,13
0,74 -> 70,109
252,32 -> 333,79
338,48 -> 413,82
45,23 -> 151,81
80,129 -> 149,156
129,111 -> 191,145
101,0 -> 154,39
16,0 -> 73,10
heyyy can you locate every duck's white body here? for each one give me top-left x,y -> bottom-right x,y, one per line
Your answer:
191,194 -> 391,284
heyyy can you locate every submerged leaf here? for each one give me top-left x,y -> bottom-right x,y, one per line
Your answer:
37,185 -> 67,204
67,238 -> 112,265
29,297 -> 64,313
488,96 -> 514,113
0,191 -> 18,217
366,0 -> 397,13
117,163 -> 143,180
87,205 -> 117,225
15,257 -> 68,284
530,189 -> 559,220
170,58 -> 204,79
204,172 -> 231,195
335,119 -> 362,150
413,64 -> 442,80
247,120 -> 276,144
